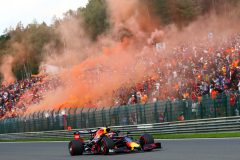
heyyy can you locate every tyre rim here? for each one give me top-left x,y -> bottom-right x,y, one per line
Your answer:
101,145 -> 104,152
69,146 -> 73,153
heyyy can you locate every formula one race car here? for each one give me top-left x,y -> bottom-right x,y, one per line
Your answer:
68,127 -> 161,156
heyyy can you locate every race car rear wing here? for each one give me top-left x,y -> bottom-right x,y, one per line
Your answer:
73,129 -> 97,140
74,129 -> 97,134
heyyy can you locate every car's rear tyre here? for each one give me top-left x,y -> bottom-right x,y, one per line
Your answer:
69,140 -> 84,156
139,133 -> 154,148
99,136 -> 114,155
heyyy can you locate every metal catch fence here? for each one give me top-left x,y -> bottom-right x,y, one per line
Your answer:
0,92 -> 239,134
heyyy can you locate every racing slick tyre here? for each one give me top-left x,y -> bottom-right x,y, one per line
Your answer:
69,140 -> 84,156
99,136 -> 114,155
139,133 -> 154,149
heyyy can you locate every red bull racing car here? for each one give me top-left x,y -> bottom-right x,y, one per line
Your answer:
68,127 -> 161,156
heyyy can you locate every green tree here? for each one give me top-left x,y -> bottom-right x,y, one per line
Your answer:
81,0 -> 109,40
170,0 -> 201,28
150,0 -> 173,25
10,22 -> 62,79
0,34 -> 10,56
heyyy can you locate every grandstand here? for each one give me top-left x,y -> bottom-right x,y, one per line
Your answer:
0,34 -> 239,120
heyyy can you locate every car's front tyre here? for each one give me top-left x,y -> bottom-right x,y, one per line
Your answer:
99,136 -> 114,155
69,140 -> 84,156
139,133 -> 154,149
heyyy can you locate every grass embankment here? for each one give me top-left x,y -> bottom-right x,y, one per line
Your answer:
1,132 -> 240,142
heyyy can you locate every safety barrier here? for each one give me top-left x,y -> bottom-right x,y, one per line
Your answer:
1,116 -> 239,140
1,92 -> 239,134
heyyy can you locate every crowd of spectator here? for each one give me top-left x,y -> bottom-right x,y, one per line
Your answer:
0,77 -> 42,118
113,34 -> 240,107
0,75 -> 60,119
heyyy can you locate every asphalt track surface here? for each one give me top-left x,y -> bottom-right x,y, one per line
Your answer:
0,138 -> 239,160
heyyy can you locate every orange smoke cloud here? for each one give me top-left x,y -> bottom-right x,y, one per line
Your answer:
0,55 -> 16,85
0,41 -> 29,86
24,0 -> 240,115
24,0 -> 160,114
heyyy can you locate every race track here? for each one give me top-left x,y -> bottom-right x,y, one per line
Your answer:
0,138 -> 239,160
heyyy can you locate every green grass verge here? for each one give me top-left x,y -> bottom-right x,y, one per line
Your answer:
152,132 -> 240,139
1,132 -> 240,142
0,137 -> 72,142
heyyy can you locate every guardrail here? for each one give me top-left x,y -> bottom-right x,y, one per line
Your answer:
1,116 -> 239,140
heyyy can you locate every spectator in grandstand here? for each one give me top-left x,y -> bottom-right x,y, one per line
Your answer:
177,112 -> 185,121
235,108 -> 239,116
159,113 -> 165,122
141,92 -> 148,104
128,95 -> 134,105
